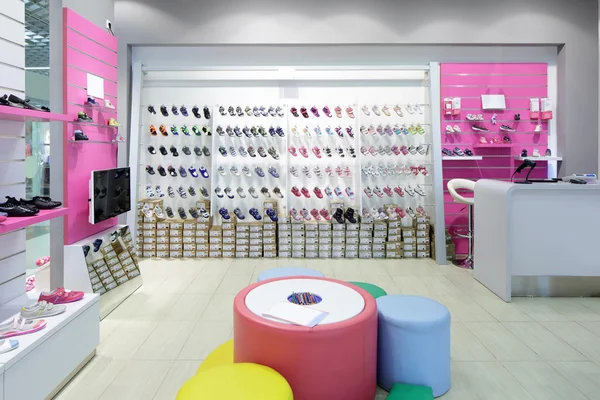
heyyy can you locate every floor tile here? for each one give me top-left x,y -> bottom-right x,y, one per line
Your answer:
99,319 -> 121,342
436,295 -> 495,322
512,297 -> 572,321
153,361 -> 199,400
97,320 -> 158,359
545,298 -> 600,322
215,274 -> 252,295
99,360 -> 173,400
549,361 -> 600,400
473,296 -> 532,322
464,322 -> 539,361
183,273 -> 224,294
579,321 -> 600,337
200,294 -> 235,322
502,361 -> 588,400
164,294 -> 213,321
134,321 -> 195,360
542,321 -> 600,362
502,322 -> 586,361
451,322 -> 496,361
178,320 -> 232,360
54,356 -> 126,400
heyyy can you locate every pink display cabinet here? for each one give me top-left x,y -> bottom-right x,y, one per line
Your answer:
440,63 -> 549,256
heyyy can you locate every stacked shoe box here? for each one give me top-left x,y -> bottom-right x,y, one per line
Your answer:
235,221 -> 254,258
291,222 -> 305,258
402,225 -> 416,258
182,221 -> 196,258
358,220 -> 373,259
221,219 -> 235,258
262,201 -> 277,258
248,223 -> 263,258
386,217 -> 403,258
169,221 -> 184,258
345,220 -> 358,258
155,220 -> 170,257
415,216 -> 431,258
332,220 -> 346,258
372,221 -> 387,258
278,220 -> 292,257
209,226 -> 223,258
140,213 -> 157,258
304,222 -> 318,258
263,221 -> 277,258
195,215 -> 212,258
319,222 -> 332,258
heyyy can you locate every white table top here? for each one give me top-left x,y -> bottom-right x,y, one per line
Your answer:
245,278 -> 365,325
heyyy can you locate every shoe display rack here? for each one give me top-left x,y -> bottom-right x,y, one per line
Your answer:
440,63 -> 553,258
131,66 -> 441,260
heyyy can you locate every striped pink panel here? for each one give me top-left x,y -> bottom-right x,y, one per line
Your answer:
440,63 -> 548,256
63,8 -> 119,245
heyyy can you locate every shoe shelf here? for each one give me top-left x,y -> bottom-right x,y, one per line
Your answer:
0,292 -> 99,369
0,208 -> 68,235
67,121 -> 119,129
514,156 -> 562,161
80,103 -> 117,113
442,156 -> 483,161
68,140 -> 123,145
0,105 -> 70,123
472,143 -> 515,148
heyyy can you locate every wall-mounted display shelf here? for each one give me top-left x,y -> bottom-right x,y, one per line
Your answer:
0,208 -> 68,235
442,156 -> 483,161
68,140 -> 122,145
472,143 -> 515,149
0,106 -> 70,123
514,156 -> 562,161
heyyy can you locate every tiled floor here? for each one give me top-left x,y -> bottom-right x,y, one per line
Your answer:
55,258 -> 600,400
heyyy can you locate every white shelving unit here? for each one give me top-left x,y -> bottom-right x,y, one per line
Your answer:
443,156 -> 483,161
514,156 -> 563,161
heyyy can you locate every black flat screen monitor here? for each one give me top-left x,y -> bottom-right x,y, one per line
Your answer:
89,167 -> 131,224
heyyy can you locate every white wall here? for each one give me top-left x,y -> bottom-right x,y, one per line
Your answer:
114,0 -> 598,176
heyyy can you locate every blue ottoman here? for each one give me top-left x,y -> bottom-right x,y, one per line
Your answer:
257,267 -> 325,282
376,295 -> 450,397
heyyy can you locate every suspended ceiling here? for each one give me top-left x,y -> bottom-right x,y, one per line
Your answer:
25,0 -> 50,76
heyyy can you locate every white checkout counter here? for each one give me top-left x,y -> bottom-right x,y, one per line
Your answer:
474,179 -> 600,302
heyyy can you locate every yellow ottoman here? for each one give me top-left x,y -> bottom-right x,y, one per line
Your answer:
177,363 -> 293,400
197,340 -> 233,373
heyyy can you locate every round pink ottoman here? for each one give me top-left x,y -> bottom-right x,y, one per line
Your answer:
234,277 -> 377,400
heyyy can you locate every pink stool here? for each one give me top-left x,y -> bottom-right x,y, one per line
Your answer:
234,277 -> 377,400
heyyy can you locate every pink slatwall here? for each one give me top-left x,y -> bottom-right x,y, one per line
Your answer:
63,8 -> 119,245
440,63 -> 549,255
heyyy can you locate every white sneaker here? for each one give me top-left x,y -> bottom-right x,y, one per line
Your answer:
445,125 -> 455,133
142,204 -> 153,218
414,105 -> 423,114
532,148 -> 540,157
414,185 -> 426,197
104,99 -> 115,109
154,206 -> 165,218
453,125 -> 462,133
155,185 -> 165,198
405,186 -> 416,197
218,166 -> 226,176
145,185 -> 155,198
534,124 -> 542,133
20,301 -> 66,319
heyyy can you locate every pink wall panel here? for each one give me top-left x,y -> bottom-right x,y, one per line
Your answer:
63,8 -> 119,245
440,63 -> 549,257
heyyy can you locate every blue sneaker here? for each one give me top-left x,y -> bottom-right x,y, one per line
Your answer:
181,125 -> 190,135
269,126 -> 277,137
268,166 -> 279,178
171,105 -> 179,115
178,166 -> 187,177
266,208 -> 278,222
276,127 -> 285,137
234,126 -> 242,137
234,208 -> 246,220
180,105 -> 188,116
189,167 -> 198,178
249,208 -> 262,221
199,166 -> 209,178
255,167 -> 265,177
243,126 -> 252,137
219,207 -> 230,220
87,97 -> 99,106
170,125 -> 179,135
215,187 -> 224,198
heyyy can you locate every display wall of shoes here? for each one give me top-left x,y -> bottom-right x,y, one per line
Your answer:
212,103 -> 286,220
141,102 -> 213,223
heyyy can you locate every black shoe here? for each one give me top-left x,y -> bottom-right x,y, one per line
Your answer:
20,196 -> 61,210
165,207 -> 174,218
170,146 -> 179,157
160,105 -> 169,117
0,197 -> 38,216
189,207 -> 199,219
148,105 -> 156,114
192,106 -> 201,118
194,146 -> 202,156
157,165 -> 167,176
442,148 -> 453,156
148,146 -> 156,155
177,207 -> 187,219
202,146 -> 211,156
344,208 -> 357,223
203,106 -> 211,119
168,166 -> 177,177
0,95 -> 9,106
333,208 -> 344,224
74,130 -> 88,140
146,165 -> 155,175
464,149 -> 474,156
159,146 -> 168,156
514,113 -> 521,121
83,245 -> 90,257
8,94 -> 42,111
40,106 -> 50,112
182,146 -> 191,156
93,239 -> 103,252
521,149 -> 528,157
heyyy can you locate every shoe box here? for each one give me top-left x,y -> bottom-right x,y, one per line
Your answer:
209,226 -> 223,257
196,218 -> 212,258
413,216 -> 431,258
332,222 -> 346,258
236,222 -> 263,258
277,221 -> 292,257
318,222 -> 332,258
346,221 -> 361,258
385,218 -> 403,258
291,222 -> 305,258
263,212 -> 277,257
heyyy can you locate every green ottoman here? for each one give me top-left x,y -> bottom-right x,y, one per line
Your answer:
348,282 -> 387,299
386,383 -> 434,400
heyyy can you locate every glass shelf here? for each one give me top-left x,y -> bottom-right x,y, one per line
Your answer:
81,103 -> 117,113
68,121 -> 119,129
68,140 -> 124,144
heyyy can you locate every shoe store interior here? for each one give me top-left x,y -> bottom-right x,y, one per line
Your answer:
0,0 -> 599,399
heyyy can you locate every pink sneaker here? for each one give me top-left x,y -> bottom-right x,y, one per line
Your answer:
383,186 -> 393,197
391,145 -> 401,155
312,146 -> 322,158
38,288 -> 84,304
288,146 -> 298,157
360,146 -> 370,156
26,276 -> 35,292
324,166 -> 333,177
320,209 -> 332,221
299,147 -> 309,158
400,146 -> 409,156
345,187 -> 355,199
369,146 -> 378,156
393,186 -> 405,197
290,208 -> 303,221
395,207 -> 407,218
418,165 -> 429,176
310,209 -> 322,220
